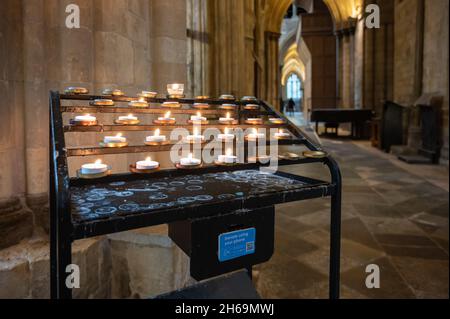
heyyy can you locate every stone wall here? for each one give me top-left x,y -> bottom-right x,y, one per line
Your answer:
0,0 -> 190,298
393,0 -> 421,106
363,0 -> 395,116
0,226 -> 192,299
422,0 -> 449,163
393,0 -> 449,162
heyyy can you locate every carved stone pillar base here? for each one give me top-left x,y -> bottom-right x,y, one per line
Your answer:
27,195 -> 49,235
0,198 -> 33,249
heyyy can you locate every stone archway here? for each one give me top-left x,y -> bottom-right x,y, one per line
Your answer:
280,43 -> 312,116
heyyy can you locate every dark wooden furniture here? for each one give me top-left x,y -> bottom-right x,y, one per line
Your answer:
380,101 -> 407,153
311,109 -> 374,139
50,91 -> 342,299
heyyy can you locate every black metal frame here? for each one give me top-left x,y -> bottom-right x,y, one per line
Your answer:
49,91 -> 342,299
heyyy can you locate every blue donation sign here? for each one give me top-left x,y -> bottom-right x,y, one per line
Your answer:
218,228 -> 256,262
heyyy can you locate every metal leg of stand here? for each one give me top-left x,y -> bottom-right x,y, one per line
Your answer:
50,165 -> 57,298
246,266 -> 253,280
325,157 -> 342,299
57,231 -> 73,299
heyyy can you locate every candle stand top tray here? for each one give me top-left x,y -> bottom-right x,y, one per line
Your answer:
50,91 -> 342,299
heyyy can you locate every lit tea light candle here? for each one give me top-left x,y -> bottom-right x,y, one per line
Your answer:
219,112 -> 235,124
193,102 -> 210,109
246,118 -> 263,125
274,129 -> 291,139
101,88 -> 124,96
104,133 -> 127,144
91,99 -> 114,106
190,111 -> 207,123
219,94 -> 235,100
81,159 -> 108,175
248,155 -> 271,162
180,153 -> 201,166
136,157 -> 159,170
220,104 -> 237,110
139,91 -> 157,98
244,104 -> 260,110
65,87 -> 89,95
146,129 -> 167,143
129,97 -> 149,107
162,101 -> 181,108
118,114 -> 138,122
167,83 -> 184,96
247,128 -> 265,141
242,96 -> 257,102
74,114 -> 96,123
112,89 -> 125,96
218,149 -> 237,164
218,127 -> 235,142
186,128 -> 205,143
158,111 -> 176,123
269,118 -> 285,124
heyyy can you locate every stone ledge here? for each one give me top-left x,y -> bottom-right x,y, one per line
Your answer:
0,226 -> 192,299
0,197 -> 33,249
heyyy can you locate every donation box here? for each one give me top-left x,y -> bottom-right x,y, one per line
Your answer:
169,206 -> 275,280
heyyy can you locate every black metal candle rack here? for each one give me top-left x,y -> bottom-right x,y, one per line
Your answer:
49,91 -> 342,299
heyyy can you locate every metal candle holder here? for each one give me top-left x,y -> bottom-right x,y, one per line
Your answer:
99,141 -> 129,148
129,164 -> 160,174
76,166 -> 112,179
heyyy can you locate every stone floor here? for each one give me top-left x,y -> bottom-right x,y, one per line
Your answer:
255,138 -> 449,299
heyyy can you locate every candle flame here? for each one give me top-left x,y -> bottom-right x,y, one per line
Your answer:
197,111 -> 201,117
279,129 -> 284,134
253,128 -> 258,134
95,159 -> 102,165
128,114 -> 133,118
165,111 -> 171,118
145,157 -> 152,162
154,129 -> 160,136
226,148 -> 232,156
226,112 -> 230,119
138,97 -> 146,102
116,133 -> 122,137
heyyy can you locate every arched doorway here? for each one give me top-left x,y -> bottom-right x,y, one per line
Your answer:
276,0 -> 337,127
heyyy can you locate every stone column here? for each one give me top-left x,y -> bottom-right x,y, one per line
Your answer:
208,0 -> 249,98
150,0 -> 187,94
264,31 -> 281,109
354,18 -> 365,109
363,0 -> 394,116
335,30 -> 343,108
338,27 -> 356,109
186,0 -> 209,97
0,0 -> 32,248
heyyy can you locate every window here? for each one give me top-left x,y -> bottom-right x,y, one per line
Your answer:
286,73 -> 302,100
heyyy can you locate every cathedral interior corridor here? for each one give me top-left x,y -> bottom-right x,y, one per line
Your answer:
0,0 -> 448,301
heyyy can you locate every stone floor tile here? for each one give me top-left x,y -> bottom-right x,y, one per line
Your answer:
391,257 -> 449,299
256,139 -> 448,299
360,216 -> 427,237
256,252 -> 327,299
381,245 -> 448,260
340,217 -> 383,251
353,203 -> 403,219
341,257 -> 416,299
274,228 -> 319,258
275,213 -> 313,234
